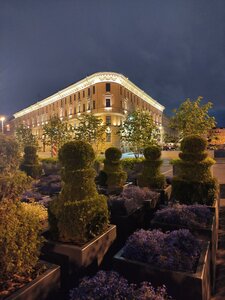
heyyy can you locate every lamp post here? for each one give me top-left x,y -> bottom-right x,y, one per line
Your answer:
0,116 -> 5,134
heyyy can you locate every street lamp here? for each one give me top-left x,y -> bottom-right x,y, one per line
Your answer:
0,116 -> 5,134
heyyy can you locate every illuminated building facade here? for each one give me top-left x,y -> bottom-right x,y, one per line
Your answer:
12,72 -> 165,152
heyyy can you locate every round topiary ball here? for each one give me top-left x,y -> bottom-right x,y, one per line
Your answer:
144,145 -> 161,160
24,145 -> 37,156
105,147 -> 122,161
58,141 -> 95,169
181,135 -> 207,154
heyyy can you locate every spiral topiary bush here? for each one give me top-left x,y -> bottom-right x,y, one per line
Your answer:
138,145 -> 165,189
103,147 -> 127,192
172,135 -> 218,205
48,141 -> 109,244
20,145 -> 42,179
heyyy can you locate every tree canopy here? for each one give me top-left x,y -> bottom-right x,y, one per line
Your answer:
118,110 -> 160,157
74,114 -> 106,153
169,97 -> 216,139
15,124 -> 38,150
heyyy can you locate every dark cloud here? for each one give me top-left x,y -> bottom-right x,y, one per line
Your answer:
0,0 -> 225,126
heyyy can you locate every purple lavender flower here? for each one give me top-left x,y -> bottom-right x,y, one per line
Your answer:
122,229 -> 202,272
69,271 -> 172,300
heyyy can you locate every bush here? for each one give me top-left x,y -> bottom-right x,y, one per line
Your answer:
121,157 -> 144,171
0,134 -> 20,173
138,146 -> 165,189
172,135 -> 218,204
58,141 -> 95,170
0,200 -> 47,279
122,229 -> 202,272
49,141 -> 109,243
103,147 -> 127,191
41,157 -> 61,176
69,270 -> 171,300
0,170 -> 32,201
153,204 -> 212,228
108,186 -> 159,215
20,145 -> 42,179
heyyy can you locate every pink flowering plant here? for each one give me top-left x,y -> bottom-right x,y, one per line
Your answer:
122,229 -> 202,272
69,270 -> 172,300
152,204 -> 212,228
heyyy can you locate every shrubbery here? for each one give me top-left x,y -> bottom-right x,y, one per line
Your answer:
138,145 -> 165,189
172,135 -> 218,205
0,134 -> 20,173
48,141 -> 109,244
102,147 -> 127,191
70,270 -> 171,300
0,200 -> 47,279
20,145 -> 42,179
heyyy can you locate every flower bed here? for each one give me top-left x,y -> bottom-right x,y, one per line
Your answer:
114,229 -> 211,300
69,270 -> 172,300
151,205 -> 217,292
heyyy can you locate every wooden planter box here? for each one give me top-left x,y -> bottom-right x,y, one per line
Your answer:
114,241 -> 211,300
110,207 -> 145,243
5,262 -> 60,300
151,208 -> 217,293
42,225 -> 116,288
154,184 -> 172,205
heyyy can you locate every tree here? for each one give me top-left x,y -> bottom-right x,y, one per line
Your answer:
42,116 -> 74,156
15,124 -> 38,151
118,110 -> 160,157
74,114 -> 107,154
169,97 -> 216,139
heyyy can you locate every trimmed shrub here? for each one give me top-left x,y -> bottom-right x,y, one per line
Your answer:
138,145 -> 165,189
172,135 -> 218,205
103,147 -> 127,191
49,141 -> 109,243
20,145 -> 42,179
0,200 -> 47,279
69,270 -> 171,300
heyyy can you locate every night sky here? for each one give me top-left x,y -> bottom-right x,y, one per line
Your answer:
1,0 -> 225,126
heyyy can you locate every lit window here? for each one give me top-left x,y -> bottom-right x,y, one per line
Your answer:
106,116 -> 111,125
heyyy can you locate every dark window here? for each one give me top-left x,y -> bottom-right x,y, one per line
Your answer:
83,104 -> 85,111
106,83 -> 111,92
106,132 -> 111,142
65,98 -> 67,104
88,88 -> 90,96
106,98 -> 111,107
106,116 -> 111,125
93,100 -> 96,109
74,94 -> 76,101
93,86 -> 95,94
83,90 -> 85,98
78,92 -> 80,99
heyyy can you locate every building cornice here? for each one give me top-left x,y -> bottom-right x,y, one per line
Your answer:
14,72 -> 165,118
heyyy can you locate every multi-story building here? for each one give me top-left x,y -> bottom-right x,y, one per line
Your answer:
208,128 -> 225,148
12,72 -> 165,152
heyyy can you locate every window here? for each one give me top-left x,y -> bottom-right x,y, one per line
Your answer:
83,103 -> 85,111
88,88 -> 90,96
74,94 -> 76,101
93,86 -> 95,94
106,116 -> 111,125
65,97 -> 67,104
106,83 -> 111,92
106,98 -> 111,107
93,100 -> 96,109
106,132 -> 111,142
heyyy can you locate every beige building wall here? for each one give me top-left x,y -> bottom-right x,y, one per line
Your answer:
12,72 -> 164,153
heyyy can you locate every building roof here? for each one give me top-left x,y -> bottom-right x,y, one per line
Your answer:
14,72 -> 165,118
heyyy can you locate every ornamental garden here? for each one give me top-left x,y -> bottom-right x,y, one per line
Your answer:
0,132 -> 219,300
